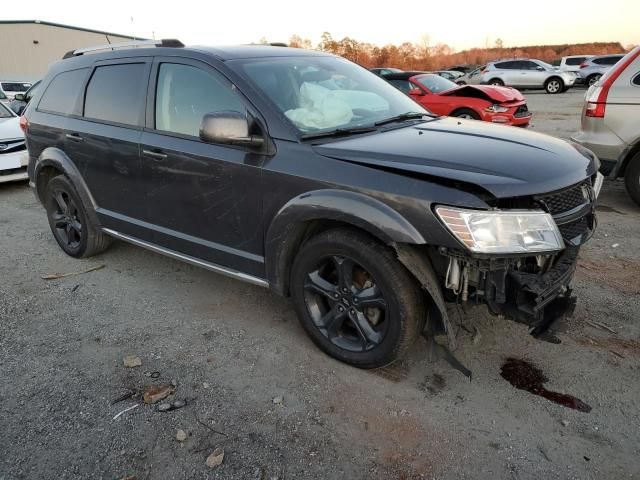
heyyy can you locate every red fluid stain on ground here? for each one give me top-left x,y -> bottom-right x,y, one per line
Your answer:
500,358 -> 592,413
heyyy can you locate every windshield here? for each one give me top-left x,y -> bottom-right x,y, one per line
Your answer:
414,74 -> 457,93
0,102 -> 14,118
1,82 -> 31,92
231,56 -> 428,134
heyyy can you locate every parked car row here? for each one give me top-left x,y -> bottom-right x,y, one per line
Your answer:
21,39 -> 602,370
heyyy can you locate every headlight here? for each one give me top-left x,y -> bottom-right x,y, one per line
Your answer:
435,207 -> 564,254
485,104 -> 509,113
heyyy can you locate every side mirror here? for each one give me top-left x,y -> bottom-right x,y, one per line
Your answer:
536,66 -> 544,71
408,88 -> 425,96
199,111 -> 264,148
13,93 -> 25,101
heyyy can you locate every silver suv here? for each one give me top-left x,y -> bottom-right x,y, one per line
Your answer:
575,54 -> 625,87
471,59 -> 576,94
572,46 -> 640,205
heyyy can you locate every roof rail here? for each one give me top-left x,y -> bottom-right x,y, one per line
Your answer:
62,38 -> 184,59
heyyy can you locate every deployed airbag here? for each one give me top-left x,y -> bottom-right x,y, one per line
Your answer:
286,83 -> 353,130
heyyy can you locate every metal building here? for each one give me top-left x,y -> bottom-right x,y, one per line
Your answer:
0,20 -> 141,82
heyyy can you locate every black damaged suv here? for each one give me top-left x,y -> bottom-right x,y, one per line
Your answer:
24,40 -> 602,368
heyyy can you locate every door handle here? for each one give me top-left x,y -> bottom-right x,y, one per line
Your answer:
66,133 -> 83,142
143,149 -> 168,160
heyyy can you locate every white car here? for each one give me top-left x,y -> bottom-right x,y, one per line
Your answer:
0,81 -> 32,100
559,55 -> 595,73
0,102 -> 28,183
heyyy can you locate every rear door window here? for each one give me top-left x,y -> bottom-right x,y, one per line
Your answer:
84,63 -> 148,126
38,68 -> 89,115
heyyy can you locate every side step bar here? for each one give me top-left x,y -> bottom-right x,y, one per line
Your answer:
102,228 -> 269,288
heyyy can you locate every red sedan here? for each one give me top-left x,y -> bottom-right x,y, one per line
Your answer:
382,72 -> 532,127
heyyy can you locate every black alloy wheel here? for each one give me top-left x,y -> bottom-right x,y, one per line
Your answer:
303,254 -> 387,352
44,175 -> 111,258
291,228 -> 424,368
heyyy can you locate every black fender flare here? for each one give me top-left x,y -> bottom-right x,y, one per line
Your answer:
265,189 -> 425,296
33,147 -> 101,227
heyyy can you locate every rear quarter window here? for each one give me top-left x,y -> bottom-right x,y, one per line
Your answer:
37,68 -> 89,115
84,63 -> 147,126
565,57 -> 585,66
594,56 -> 622,66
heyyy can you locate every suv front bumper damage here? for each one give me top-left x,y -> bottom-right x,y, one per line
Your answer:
484,247 -> 578,339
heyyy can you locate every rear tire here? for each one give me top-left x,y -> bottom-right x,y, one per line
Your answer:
624,153 -> 640,207
488,78 -> 504,86
44,175 -> 111,258
586,74 -> 602,87
290,228 -> 424,369
451,108 -> 481,120
545,77 -> 564,94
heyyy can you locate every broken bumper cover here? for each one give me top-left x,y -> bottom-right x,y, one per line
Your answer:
486,247 -> 579,337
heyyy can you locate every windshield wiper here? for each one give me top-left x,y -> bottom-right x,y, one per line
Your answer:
374,112 -> 429,126
300,126 -> 377,141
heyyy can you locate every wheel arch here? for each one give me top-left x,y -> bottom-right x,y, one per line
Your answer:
545,75 -> 564,86
614,143 -> 640,178
449,107 -> 481,119
34,147 -> 101,227
265,189 -> 426,297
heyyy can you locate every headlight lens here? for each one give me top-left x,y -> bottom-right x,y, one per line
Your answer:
436,207 -> 564,253
485,104 -> 509,113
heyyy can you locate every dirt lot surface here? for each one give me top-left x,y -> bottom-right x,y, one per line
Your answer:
1,89 -> 639,480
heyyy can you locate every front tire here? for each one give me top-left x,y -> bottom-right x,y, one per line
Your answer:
44,175 -> 111,258
545,77 -> 564,94
624,153 -> 640,207
451,108 -> 481,120
290,228 -> 424,368
488,78 -> 504,86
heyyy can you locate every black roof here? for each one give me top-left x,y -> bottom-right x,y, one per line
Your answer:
0,20 -> 142,40
56,44 -> 331,67
381,71 -> 432,80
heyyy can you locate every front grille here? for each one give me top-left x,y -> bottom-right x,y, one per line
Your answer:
537,181 -> 591,215
514,105 -> 530,118
0,139 -> 26,154
0,166 -> 27,177
535,180 -> 595,245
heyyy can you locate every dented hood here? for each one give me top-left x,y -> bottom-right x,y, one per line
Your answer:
313,117 -> 597,198
441,84 -> 524,103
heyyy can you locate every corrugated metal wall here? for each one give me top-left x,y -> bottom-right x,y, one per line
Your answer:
0,23 -> 136,81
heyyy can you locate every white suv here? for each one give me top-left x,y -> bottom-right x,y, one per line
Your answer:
559,55 -> 594,73
479,59 -> 576,94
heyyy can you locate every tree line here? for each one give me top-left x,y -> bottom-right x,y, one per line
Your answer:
276,32 -> 628,70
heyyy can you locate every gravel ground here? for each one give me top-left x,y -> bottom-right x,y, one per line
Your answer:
1,88 -> 639,480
